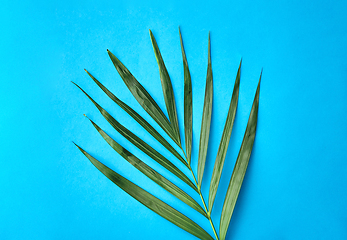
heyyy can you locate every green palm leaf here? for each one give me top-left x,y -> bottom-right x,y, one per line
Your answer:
149,30 -> 181,146
107,50 -> 180,147
179,27 -> 193,164
74,143 -> 214,240
219,74 -> 261,240
73,82 -> 197,192
84,69 -> 187,166
86,117 -> 207,217
197,32 -> 213,189
74,29 -> 261,240
208,60 -> 241,212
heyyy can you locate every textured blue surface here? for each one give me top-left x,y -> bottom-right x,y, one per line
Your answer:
1,0 -> 347,239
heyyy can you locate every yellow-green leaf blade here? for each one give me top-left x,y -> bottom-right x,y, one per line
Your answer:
107,50 -> 180,146
208,60 -> 241,212
87,119 -> 207,218
179,27 -> 193,164
219,75 -> 261,240
84,70 -> 187,167
74,144 -> 214,240
73,82 -> 198,193
197,33 -> 213,188
149,30 -> 181,146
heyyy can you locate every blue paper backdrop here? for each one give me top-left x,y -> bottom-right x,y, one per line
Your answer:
1,0 -> 347,239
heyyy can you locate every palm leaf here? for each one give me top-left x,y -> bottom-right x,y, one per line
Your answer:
219,74 -> 261,240
74,29 -> 262,240
179,27 -> 193,164
149,30 -> 181,145
74,143 -> 214,240
197,32 -> 213,188
208,60 -> 241,212
107,50 -> 180,147
73,82 -> 198,192
84,69 -> 187,166
86,117 -> 207,217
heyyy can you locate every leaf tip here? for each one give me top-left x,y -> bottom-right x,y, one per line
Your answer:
179,26 -> 184,37
72,141 -> 80,149
178,26 -> 182,35
149,29 -> 155,43
71,81 -> 81,90
207,32 -> 211,56
83,115 -> 93,125
258,69 -> 263,86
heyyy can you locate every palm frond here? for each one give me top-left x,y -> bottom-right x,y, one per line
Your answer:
149,29 -> 181,146
73,82 -> 195,190
197,32 -> 213,189
86,117 -> 206,217
84,69 -> 187,165
179,27 -> 193,165
107,50 -> 180,146
219,74 -> 261,240
74,29 -> 261,240
208,60 -> 241,212
74,143 -> 214,240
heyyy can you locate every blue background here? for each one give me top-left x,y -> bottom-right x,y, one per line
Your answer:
1,0 -> 347,239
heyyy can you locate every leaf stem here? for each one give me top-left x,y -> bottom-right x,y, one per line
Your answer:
188,165 -> 219,240
179,147 -> 219,240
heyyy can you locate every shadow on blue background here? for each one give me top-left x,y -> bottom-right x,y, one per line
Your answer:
1,0 -> 347,239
